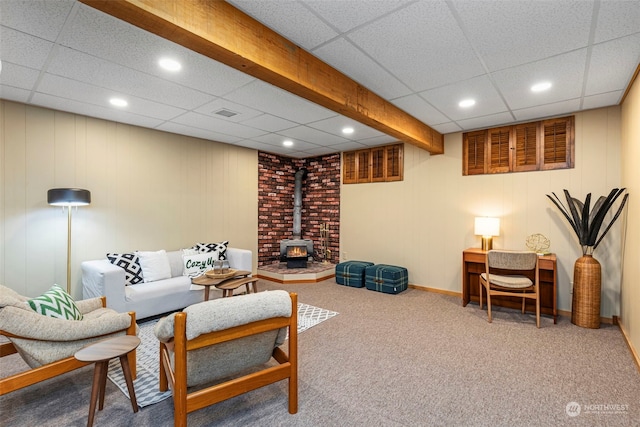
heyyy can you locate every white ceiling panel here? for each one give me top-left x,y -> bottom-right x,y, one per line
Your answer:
493,49 -> 587,110
228,0 -> 338,51
594,0 -> 640,43
451,0 -> 594,72
391,93 -> 453,125
1,26 -> 54,69
348,0 -> 485,92
586,34 -> 640,96
313,37 -> 412,99
512,99 -> 581,122
421,75 -> 509,121
1,0 -> 639,159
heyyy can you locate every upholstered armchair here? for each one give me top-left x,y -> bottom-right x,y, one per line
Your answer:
154,290 -> 298,427
0,284 -> 137,395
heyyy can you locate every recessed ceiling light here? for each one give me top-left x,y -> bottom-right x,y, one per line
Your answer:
158,58 -> 181,72
342,126 -> 354,135
283,140 -> 294,147
459,99 -> 476,108
531,82 -> 552,92
109,98 -> 128,107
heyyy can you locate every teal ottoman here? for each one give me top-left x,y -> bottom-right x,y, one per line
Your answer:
364,264 -> 408,294
335,261 -> 374,288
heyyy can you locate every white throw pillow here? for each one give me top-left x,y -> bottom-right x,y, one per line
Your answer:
137,250 -> 172,282
183,251 -> 220,278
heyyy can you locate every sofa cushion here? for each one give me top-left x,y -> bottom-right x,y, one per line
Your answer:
193,241 -> 229,260
137,250 -> 172,283
27,285 -> 83,320
107,252 -> 143,286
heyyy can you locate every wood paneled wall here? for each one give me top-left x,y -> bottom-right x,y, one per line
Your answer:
0,100 -> 258,299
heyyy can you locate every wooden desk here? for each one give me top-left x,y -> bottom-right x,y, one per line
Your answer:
462,248 -> 557,323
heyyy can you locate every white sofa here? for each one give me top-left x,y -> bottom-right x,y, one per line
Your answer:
82,248 -> 252,319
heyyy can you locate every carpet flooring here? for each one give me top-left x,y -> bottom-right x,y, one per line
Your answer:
106,302 -> 338,407
1,279 -> 639,427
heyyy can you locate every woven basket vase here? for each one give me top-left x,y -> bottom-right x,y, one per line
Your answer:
571,255 -> 601,329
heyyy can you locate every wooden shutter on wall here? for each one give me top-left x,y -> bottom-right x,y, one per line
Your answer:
513,123 -> 539,172
357,150 -> 371,182
488,127 -> 511,173
541,116 -> 574,170
371,147 -> 386,182
463,130 -> 487,175
343,151 -> 357,184
385,144 -> 403,181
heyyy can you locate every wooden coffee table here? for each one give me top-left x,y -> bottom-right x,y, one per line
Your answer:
191,269 -> 256,300
74,335 -> 140,427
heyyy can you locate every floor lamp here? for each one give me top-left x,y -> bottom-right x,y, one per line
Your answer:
48,188 -> 91,294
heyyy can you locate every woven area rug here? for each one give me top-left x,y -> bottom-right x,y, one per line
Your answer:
107,302 -> 338,407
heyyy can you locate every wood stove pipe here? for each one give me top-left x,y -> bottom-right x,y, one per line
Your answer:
292,168 -> 307,239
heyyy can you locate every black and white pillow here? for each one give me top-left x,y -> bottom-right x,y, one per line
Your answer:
107,252 -> 143,286
192,241 -> 229,260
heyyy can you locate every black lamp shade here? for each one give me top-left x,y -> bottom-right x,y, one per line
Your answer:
47,188 -> 91,206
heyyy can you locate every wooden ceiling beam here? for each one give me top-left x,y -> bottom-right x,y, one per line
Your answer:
80,0 -> 444,154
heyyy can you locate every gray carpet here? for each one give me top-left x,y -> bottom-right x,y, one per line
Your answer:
1,279 -> 639,426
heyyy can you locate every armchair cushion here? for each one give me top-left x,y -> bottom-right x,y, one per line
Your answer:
27,285 -> 82,320
155,290 -> 291,387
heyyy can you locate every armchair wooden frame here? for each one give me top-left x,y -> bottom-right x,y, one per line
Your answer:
0,297 -> 137,396
159,292 -> 298,427
479,250 -> 541,328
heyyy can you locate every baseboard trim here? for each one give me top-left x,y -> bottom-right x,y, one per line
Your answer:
408,284 -> 460,297
617,319 -> 640,373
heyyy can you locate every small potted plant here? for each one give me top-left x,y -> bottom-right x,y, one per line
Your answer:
546,188 -> 628,328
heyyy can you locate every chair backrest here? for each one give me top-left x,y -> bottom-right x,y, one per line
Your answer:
154,290 -> 294,387
487,250 -> 538,271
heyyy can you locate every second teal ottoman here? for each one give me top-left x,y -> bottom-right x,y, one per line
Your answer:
364,264 -> 408,294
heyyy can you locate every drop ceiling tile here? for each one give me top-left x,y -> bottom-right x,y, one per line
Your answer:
171,112 -> 268,139
390,94 -> 451,125
240,114 -> 298,133
0,0 -> 74,41
156,122 -> 243,144
594,1 -> 640,43
228,0 -> 338,50
251,132 -> 323,151
298,146 -> 340,157
37,74 -> 186,121
31,92 -> 164,129
0,85 -> 31,103
325,141 -> 369,151
304,0 -> 413,33
194,98 -> 263,123
225,80 -> 335,124
47,46 -> 216,110
0,62 -> 40,90
455,111 -> 515,131
276,125 -> 348,145
348,1 -> 485,92
421,75 -> 508,121
0,26 -> 54,69
451,0 -> 593,71
582,91 -> 624,110
356,135 -> 397,147
432,122 -> 463,135
585,34 -> 640,96
307,115 -> 385,140
234,139 -> 284,152
512,99 -> 581,122
492,49 -> 587,110
313,37 -> 411,99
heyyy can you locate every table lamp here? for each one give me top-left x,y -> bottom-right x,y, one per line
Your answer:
475,217 -> 500,251
48,188 -> 91,294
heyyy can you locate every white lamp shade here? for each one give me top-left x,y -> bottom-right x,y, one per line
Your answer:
474,217 -> 500,237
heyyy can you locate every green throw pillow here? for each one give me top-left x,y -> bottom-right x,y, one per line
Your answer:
28,285 -> 83,320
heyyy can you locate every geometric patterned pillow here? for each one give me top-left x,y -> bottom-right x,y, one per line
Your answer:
107,252 -> 143,286
192,241 -> 229,260
27,285 -> 83,320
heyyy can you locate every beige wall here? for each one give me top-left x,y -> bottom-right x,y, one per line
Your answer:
0,100 -> 258,300
621,75 -> 640,362
341,107 -> 624,319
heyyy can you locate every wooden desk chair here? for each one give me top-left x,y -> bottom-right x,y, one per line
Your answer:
479,250 -> 540,328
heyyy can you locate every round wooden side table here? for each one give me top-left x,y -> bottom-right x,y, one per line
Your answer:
74,335 -> 140,427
